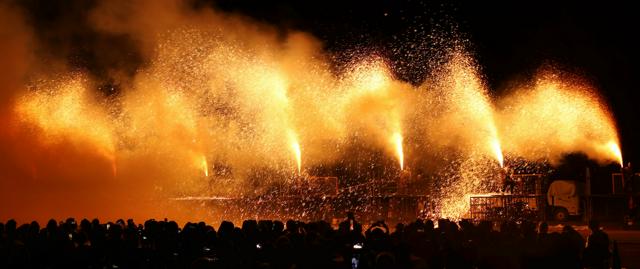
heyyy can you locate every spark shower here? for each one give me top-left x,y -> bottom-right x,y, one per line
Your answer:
0,0 -> 623,222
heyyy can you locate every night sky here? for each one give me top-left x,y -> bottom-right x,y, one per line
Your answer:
18,0 -> 640,164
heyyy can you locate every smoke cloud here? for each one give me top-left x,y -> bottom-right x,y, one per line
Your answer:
0,0 -> 623,222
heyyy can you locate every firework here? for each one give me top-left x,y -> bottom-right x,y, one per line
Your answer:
0,1 -> 625,222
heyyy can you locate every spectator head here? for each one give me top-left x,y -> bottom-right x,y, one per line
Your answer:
375,252 -> 396,269
538,221 -> 548,234
285,219 -> 297,232
6,219 -> 16,233
80,219 -> 91,231
347,211 -> 355,220
47,219 -> 57,231
218,221 -> 235,237
273,220 -> 284,233
29,221 -> 40,233
242,219 -> 257,233
425,219 -> 434,231
588,220 -> 600,231
562,224 -> 575,233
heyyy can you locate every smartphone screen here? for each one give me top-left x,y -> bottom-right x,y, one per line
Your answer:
351,255 -> 359,269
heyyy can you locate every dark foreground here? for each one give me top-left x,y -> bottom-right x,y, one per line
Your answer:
0,217 -> 623,269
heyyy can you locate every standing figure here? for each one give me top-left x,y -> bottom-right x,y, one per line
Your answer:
501,166 -> 516,194
583,220 -> 610,269
622,162 -> 633,193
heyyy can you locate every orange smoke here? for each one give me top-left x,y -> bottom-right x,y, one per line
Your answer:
0,0 -> 628,223
14,78 -> 116,163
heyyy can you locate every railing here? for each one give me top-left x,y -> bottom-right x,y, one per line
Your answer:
469,194 -> 543,221
610,172 -> 640,194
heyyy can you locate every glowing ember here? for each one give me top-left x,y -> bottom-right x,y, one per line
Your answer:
392,132 -> 404,170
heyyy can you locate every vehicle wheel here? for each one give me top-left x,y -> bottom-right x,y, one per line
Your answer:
553,208 -> 569,221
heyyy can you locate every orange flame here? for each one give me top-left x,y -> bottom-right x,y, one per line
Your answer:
392,132 -> 404,170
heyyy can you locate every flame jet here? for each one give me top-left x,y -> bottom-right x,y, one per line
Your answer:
422,51 -> 506,219
392,132 -> 404,170
289,131 -> 302,176
201,155 -> 209,177
425,51 -> 504,164
340,59 -> 410,170
497,71 -> 623,165
606,141 -> 623,167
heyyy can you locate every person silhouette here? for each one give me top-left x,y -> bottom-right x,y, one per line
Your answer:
501,166 -> 516,193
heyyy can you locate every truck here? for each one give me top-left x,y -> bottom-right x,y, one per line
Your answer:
547,180 -> 583,221
469,175 -> 586,221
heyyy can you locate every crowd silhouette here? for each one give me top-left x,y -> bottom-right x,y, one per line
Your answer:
1,215 -> 614,269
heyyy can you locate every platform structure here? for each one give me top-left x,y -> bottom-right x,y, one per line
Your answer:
469,173 -> 546,221
469,194 -> 542,221
177,174 -> 428,224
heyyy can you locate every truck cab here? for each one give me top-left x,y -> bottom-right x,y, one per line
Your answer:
547,180 -> 582,221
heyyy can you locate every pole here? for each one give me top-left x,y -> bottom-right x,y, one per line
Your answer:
585,167 -> 591,222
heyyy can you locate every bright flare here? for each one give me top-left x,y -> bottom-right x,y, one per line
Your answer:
292,140 -> 302,176
287,130 -> 302,176
392,132 -> 404,170
606,141 -> 623,167
201,155 -> 209,177
491,138 -> 504,167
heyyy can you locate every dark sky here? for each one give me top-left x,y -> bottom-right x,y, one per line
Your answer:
21,0 -> 640,164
